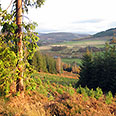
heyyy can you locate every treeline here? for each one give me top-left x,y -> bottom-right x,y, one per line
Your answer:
63,63 -> 80,74
29,51 -> 62,74
76,43 -> 116,94
51,46 -> 67,51
29,50 -> 80,74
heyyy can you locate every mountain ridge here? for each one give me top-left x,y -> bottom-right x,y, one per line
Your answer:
38,32 -> 90,45
93,27 -> 116,37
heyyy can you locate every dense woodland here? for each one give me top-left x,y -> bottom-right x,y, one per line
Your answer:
0,0 -> 116,115
77,44 -> 116,94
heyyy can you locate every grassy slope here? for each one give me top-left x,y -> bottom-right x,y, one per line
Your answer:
1,72 -> 116,116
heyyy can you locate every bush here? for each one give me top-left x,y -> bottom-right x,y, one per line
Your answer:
67,87 -> 75,96
77,86 -> 105,100
105,91 -> 113,104
57,88 -> 63,94
95,87 -> 103,99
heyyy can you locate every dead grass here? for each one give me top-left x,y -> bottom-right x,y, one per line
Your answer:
0,94 -> 47,116
0,90 -> 116,116
45,92 -> 116,116
0,71 -> 116,116
39,71 -> 79,79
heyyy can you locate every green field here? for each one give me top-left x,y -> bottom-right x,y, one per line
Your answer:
40,38 -> 110,65
53,39 -> 107,47
62,58 -> 82,65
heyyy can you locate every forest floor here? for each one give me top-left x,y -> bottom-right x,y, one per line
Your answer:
0,72 -> 116,116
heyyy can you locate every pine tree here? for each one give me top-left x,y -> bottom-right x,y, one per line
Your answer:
77,49 -> 93,88
77,44 -> 116,94
32,51 -> 43,72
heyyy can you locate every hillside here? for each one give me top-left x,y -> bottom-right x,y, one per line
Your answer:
1,72 -> 116,116
93,27 -> 116,38
72,27 -> 116,42
38,28 -> 116,46
38,32 -> 89,45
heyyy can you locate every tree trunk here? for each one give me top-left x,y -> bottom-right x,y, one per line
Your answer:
56,57 -> 62,74
16,0 -> 24,97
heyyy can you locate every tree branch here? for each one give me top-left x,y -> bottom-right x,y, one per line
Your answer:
0,0 -> 14,17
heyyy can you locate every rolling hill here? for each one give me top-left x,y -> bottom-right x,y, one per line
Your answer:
72,27 -> 116,42
38,32 -> 89,45
93,27 -> 116,37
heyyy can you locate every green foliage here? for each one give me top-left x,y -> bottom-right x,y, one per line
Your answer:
76,86 -> 113,103
32,51 -> 47,72
56,88 -> 63,94
105,91 -> 113,104
1,7 -> 39,58
26,78 -> 37,91
46,55 -> 57,74
77,50 -> 93,88
32,51 -> 58,74
22,0 -> 45,12
88,88 -> 95,98
37,85 -> 48,96
62,58 -> 82,65
32,73 -> 77,87
77,44 -> 116,94
76,85 -> 88,100
67,87 -> 75,96
95,87 -> 103,100
0,45 -> 18,95
77,86 -> 104,100
48,94 -> 54,101
0,8 -> 40,95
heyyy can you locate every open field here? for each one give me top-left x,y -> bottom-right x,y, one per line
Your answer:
39,38 -> 111,65
53,39 -> 107,47
40,39 -> 107,51
62,58 -> 82,65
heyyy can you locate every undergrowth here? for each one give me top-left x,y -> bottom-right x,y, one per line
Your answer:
30,73 -> 114,105
0,72 -> 116,116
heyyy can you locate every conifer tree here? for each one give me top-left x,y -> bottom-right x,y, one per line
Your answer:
77,49 -> 93,88
77,44 -> 116,94
32,51 -> 48,72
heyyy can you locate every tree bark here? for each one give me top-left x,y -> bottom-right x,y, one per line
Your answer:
16,0 -> 24,97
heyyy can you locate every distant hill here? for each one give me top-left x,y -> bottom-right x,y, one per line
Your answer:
93,28 -> 116,38
38,32 -> 89,45
73,28 -> 116,42
38,28 -> 116,46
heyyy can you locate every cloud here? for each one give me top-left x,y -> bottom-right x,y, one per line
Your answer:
108,21 -> 116,28
36,28 -> 58,33
2,0 -> 116,34
73,19 -> 103,24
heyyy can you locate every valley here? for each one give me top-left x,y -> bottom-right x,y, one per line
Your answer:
1,0 -> 116,115
39,33 -> 112,65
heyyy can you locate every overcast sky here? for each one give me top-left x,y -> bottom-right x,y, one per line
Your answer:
1,0 -> 116,34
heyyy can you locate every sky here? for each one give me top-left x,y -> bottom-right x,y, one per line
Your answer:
1,0 -> 116,34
